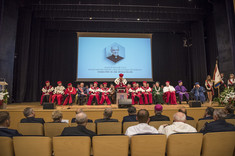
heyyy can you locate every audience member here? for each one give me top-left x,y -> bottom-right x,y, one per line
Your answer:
125,109 -> 158,137
158,112 -> 197,137
150,104 -> 170,121
224,105 -> 235,119
178,107 -> 194,120
51,110 -> 63,123
198,107 -> 214,121
71,109 -> 93,123
61,112 -> 96,137
200,109 -> 235,134
122,106 -> 137,124
0,111 -> 22,137
20,107 -> 45,124
95,108 -> 118,123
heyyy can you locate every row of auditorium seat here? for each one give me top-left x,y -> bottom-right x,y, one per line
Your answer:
17,119 -> 235,137
0,132 -> 235,156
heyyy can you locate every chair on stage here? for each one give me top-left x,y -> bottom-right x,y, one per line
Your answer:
149,121 -> 172,129
44,123 -> 69,137
53,136 -> 91,156
17,123 -> 44,136
167,133 -> 203,156
71,122 -> 96,133
185,120 -> 197,128
196,120 -> 213,132
97,122 -> 122,135
93,136 -> 129,156
0,137 -> 14,156
13,137 -> 52,156
131,135 -> 167,156
201,132 -> 235,156
122,122 -> 139,134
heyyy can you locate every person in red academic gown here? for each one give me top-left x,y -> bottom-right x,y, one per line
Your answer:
128,82 -> 144,105
52,81 -> 65,105
63,83 -> 76,105
163,81 -> 177,105
40,81 -> 54,105
87,82 -> 100,105
99,82 -> 111,105
114,73 -> 127,89
140,81 -> 153,104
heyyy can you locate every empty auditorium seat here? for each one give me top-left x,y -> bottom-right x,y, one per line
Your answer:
44,123 -> 69,137
226,119 -> 235,125
17,123 -> 44,135
53,136 -> 91,156
122,122 -> 139,134
201,132 -> 235,156
97,122 -> 122,135
0,137 -> 14,156
167,133 -> 203,156
149,121 -> 172,129
13,137 -> 52,156
131,135 -> 167,156
93,136 -> 129,156
196,120 -> 213,132
185,120 -> 197,128
71,122 -> 96,133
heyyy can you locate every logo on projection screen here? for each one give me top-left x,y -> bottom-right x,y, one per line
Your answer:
105,42 -> 125,63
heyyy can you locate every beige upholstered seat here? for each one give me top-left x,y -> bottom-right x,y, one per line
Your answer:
131,135 -> 167,156
93,136 -> 129,156
185,120 -> 197,128
0,137 -> 14,156
149,121 -> 172,129
17,123 -> 44,135
97,122 -> 122,135
226,119 -> 235,125
44,123 -> 69,137
71,122 -> 96,133
53,136 -> 91,156
122,122 -> 139,134
201,132 -> 235,156
167,133 -> 203,156
13,137 -> 52,156
196,120 -> 213,132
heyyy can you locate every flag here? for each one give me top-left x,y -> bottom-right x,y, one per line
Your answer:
213,63 -> 222,88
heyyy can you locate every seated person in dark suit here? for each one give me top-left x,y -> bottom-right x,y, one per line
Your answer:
122,106 -> 137,124
150,104 -> 170,121
178,106 -> 194,120
20,107 -> 45,124
95,108 -> 118,123
224,105 -> 235,119
200,109 -> 235,134
198,107 -> 214,121
71,109 -> 93,123
0,111 -> 22,137
61,112 -> 96,137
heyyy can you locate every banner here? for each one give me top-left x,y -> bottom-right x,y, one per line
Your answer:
213,63 -> 222,88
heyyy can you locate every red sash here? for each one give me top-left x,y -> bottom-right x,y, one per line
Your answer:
229,79 -> 234,85
206,80 -> 214,95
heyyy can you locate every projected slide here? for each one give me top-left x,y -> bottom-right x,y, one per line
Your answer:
77,33 -> 152,81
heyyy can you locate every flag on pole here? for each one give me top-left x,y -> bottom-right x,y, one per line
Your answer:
213,62 -> 222,88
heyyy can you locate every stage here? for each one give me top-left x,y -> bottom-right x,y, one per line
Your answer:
1,101 -> 222,130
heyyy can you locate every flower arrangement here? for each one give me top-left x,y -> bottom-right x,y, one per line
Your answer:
214,87 -> 235,105
0,89 -> 9,105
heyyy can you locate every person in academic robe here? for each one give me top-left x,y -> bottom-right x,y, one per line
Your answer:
114,73 -> 127,89
152,82 -> 164,104
129,82 -> 144,105
227,73 -> 235,87
76,82 -> 87,105
52,81 -> 65,105
87,82 -> 100,105
205,75 -> 214,104
63,83 -> 76,105
175,80 -> 189,104
40,81 -> 54,105
107,45 -> 124,63
100,82 -> 112,105
191,82 -> 206,103
140,81 -> 153,104
220,73 -> 227,92
126,84 -> 132,99
163,81 -> 177,105
109,84 -> 116,104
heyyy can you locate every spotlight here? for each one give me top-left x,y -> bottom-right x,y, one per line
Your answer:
137,18 -> 140,21
89,17 -> 93,20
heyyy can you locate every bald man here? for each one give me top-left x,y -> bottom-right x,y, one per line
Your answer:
71,108 -> 93,123
95,108 -> 118,123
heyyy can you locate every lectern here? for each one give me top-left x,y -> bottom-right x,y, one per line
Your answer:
116,87 -> 127,104
0,80 -> 8,109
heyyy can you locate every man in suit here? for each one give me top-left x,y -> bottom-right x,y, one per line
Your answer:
224,105 -> 235,119
76,82 -> 88,105
20,107 -> 45,124
200,109 -> 235,134
0,111 -> 22,137
71,109 -> 93,123
107,45 -> 124,63
150,104 -> 170,121
61,112 -> 96,137
178,107 -> 194,120
95,108 -> 118,123
122,106 -> 137,124
198,107 -> 214,121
